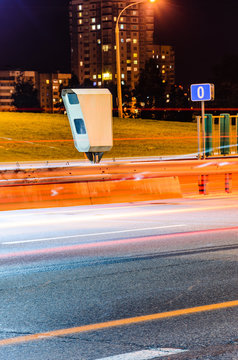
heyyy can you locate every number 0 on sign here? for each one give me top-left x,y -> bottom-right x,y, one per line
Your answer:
190,83 -> 215,102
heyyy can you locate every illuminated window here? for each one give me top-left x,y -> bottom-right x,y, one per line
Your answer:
46,80 -> 50,84
162,70 -> 165,74
92,25 -> 96,30
126,38 -> 131,42
79,19 -> 83,24
98,81 -> 102,86
127,60 -> 131,64
133,53 -> 137,58
134,68 -> 138,72
121,74 -> 125,79
79,5 -> 82,10
114,17 -> 117,21
120,24 -> 124,29
133,39 -> 137,44
93,75 -> 97,79
121,81 -> 125,85
79,12 -> 82,17
162,55 -> 166,59
97,24 -> 101,29
102,45 -> 109,51
98,74 -> 101,79
134,60 -> 138,64
80,61 -> 83,66
121,39 -> 124,42
91,18 -> 96,23
102,72 -> 112,80
97,39 -> 101,44
93,82 -> 97,86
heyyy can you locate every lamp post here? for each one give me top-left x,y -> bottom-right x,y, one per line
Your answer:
115,0 -> 156,118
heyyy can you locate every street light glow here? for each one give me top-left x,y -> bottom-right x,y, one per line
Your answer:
115,0 -> 157,118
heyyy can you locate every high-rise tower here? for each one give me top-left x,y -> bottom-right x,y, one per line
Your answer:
69,0 -> 155,89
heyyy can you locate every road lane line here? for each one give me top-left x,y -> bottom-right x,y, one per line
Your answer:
0,300 -> 238,347
95,348 -> 187,360
2,226 -> 238,258
2,225 -> 186,245
1,204 -> 238,229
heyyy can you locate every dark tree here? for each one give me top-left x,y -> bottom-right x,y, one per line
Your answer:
210,55 -> 238,109
167,85 -> 193,121
12,76 -> 40,112
135,58 -> 166,119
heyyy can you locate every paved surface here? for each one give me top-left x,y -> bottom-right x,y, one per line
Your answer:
0,196 -> 238,359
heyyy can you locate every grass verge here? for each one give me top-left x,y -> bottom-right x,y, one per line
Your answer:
0,112 -> 198,162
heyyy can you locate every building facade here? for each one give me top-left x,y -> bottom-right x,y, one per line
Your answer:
150,45 -> 175,88
0,71 -> 71,112
0,70 -> 37,110
36,73 -> 71,112
69,0 -> 155,90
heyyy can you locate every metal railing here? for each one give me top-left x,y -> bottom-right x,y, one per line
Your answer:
197,113 -> 238,158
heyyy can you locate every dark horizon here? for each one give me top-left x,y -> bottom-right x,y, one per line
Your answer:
0,0 -> 238,85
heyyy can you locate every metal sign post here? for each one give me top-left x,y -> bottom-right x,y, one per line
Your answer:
190,83 -> 215,159
201,100 -> 205,159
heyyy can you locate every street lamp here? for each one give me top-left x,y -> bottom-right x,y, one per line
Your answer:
115,0 -> 156,118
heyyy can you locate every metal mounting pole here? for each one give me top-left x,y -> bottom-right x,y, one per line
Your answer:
201,100 -> 205,159
197,115 -> 201,159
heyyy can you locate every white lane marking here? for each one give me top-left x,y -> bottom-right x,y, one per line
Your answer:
96,348 -> 187,360
2,225 -> 186,245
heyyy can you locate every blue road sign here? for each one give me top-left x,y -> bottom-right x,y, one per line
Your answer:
190,83 -> 215,101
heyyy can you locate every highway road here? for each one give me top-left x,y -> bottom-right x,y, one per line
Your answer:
0,195 -> 238,359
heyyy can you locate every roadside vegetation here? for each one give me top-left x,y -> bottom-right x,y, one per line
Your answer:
0,112 -> 198,162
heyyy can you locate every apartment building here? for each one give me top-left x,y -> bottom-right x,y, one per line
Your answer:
36,73 -> 71,112
0,71 -> 71,112
69,0 -> 155,90
0,70 -> 37,110
151,45 -> 175,88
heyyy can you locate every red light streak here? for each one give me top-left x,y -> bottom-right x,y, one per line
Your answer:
1,226 -> 238,261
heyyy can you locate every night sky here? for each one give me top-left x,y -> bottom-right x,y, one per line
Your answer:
0,0 -> 237,85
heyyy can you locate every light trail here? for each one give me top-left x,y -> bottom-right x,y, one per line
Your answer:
0,203 -> 237,229
1,226 -> 238,259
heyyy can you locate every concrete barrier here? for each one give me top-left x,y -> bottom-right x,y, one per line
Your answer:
0,158 -> 238,211
0,176 -> 182,211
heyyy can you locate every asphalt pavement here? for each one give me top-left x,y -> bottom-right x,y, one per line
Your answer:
0,196 -> 238,359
